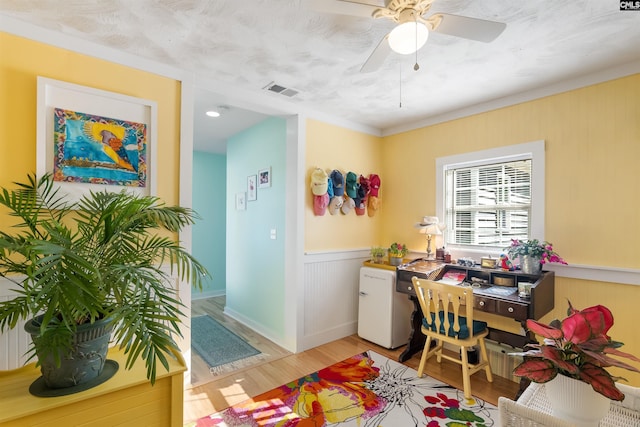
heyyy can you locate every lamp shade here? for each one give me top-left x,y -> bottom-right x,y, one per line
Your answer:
415,216 -> 439,229
420,224 -> 440,235
388,21 -> 429,55
423,216 -> 438,225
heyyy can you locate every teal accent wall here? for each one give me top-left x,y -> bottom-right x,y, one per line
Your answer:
226,117 -> 287,340
192,151 -> 227,299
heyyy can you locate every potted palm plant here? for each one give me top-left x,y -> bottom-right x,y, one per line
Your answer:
0,173 -> 208,393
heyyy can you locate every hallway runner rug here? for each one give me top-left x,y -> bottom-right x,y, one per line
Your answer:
191,315 -> 263,375
188,350 -> 499,427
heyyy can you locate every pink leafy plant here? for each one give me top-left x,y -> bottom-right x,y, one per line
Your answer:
514,301 -> 640,400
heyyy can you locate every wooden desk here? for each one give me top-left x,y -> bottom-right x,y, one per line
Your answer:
393,259 -> 555,362
0,347 -> 186,426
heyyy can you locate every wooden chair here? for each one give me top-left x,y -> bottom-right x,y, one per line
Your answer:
411,277 -> 493,399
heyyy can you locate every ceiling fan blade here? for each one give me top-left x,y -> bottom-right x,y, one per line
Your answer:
309,0 -> 379,18
430,13 -> 506,43
360,34 -> 391,73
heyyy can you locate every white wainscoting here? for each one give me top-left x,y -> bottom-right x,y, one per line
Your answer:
300,249 -> 369,351
0,277 -> 30,371
0,267 -> 180,372
298,250 -> 640,353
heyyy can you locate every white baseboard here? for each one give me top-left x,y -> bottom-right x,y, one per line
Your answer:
192,289 -> 225,300
222,306 -> 294,353
298,322 -> 358,352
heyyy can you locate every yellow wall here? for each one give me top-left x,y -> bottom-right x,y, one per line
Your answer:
0,32 -> 181,228
381,75 -> 640,267
304,119 -> 384,251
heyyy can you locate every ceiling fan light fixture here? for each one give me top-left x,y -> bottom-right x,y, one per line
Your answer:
388,21 -> 428,55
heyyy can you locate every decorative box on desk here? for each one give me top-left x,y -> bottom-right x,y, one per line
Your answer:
394,259 -> 555,361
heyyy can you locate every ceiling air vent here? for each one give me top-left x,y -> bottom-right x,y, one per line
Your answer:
263,82 -> 299,98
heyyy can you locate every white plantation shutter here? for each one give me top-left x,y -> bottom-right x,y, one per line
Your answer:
444,159 -> 532,247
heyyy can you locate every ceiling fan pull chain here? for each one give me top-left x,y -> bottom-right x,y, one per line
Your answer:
399,63 -> 402,108
414,14 -> 420,71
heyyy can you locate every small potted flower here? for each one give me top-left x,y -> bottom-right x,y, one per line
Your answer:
513,301 -> 640,424
505,239 -> 567,274
388,242 -> 408,266
370,247 -> 387,264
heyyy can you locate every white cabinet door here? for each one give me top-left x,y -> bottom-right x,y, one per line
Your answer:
357,268 -> 394,348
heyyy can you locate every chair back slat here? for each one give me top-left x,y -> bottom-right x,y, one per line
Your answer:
412,277 -> 475,338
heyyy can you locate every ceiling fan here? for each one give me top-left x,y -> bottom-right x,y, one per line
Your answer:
311,0 -> 506,72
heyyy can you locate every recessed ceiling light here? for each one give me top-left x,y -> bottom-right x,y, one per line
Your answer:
206,105 -> 230,118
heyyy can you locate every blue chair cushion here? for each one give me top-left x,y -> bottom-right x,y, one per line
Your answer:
422,311 -> 488,339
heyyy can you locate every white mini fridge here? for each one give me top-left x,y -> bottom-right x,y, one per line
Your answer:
357,266 -> 413,349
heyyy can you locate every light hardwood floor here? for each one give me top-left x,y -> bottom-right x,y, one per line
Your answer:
184,296 -> 520,424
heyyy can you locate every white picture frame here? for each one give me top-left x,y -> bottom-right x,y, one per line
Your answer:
36,76 -> 157,203
258,167 -> 271,188
247,175 -> 257,201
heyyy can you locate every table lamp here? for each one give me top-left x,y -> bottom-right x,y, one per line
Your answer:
416,216 -> 440,261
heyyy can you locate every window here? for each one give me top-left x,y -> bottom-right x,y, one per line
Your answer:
436,141 -> 545,255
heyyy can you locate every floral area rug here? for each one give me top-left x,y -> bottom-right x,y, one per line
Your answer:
187,350 -> 498,427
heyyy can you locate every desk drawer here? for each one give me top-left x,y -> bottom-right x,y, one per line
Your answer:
396,279 -> 415,294
474,296 -> 496,313
496,300 -> 528,320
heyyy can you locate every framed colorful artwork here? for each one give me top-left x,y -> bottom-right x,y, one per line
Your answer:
36,77 -> 157,202
258,167 -> 271,188
247,175 -> 257,201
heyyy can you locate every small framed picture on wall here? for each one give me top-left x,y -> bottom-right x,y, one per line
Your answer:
247,175 -> 257,201
258,167 -> 271,188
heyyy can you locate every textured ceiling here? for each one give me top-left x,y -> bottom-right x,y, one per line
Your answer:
1,0 -> 639,153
